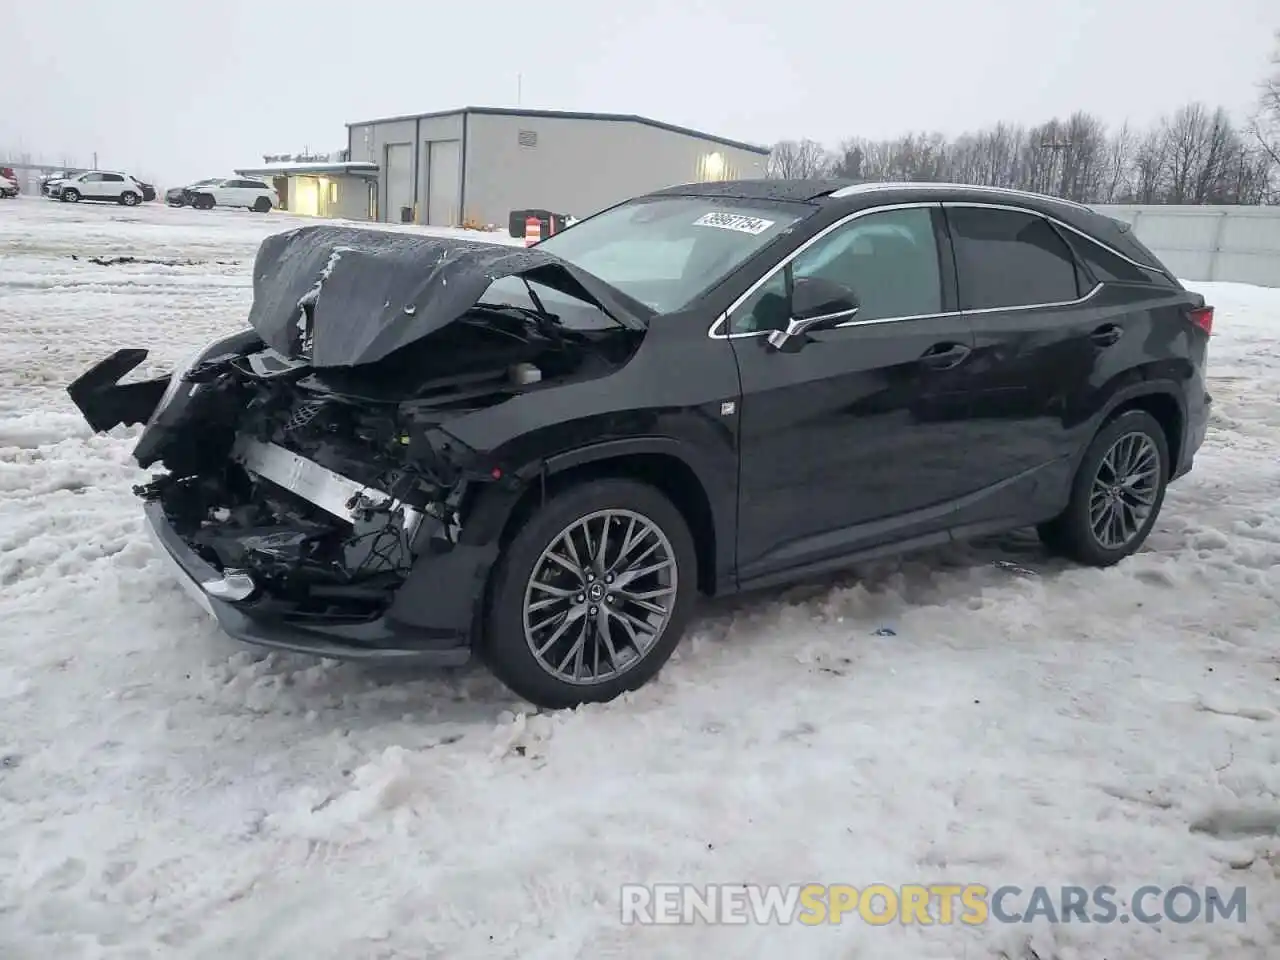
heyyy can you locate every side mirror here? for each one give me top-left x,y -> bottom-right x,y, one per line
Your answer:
766,276 -> 860,351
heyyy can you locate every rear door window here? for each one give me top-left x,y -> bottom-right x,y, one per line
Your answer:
946,207 -> 1081,310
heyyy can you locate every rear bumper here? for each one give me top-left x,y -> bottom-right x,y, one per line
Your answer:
143,500 -> 473,666
1173,391 -> 1210,482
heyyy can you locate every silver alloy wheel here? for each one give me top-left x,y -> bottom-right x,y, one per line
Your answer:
522,508 -> 678,685
1089,431 -> 1160,550
122,192 -> 138,205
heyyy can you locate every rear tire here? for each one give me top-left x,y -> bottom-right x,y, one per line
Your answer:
482,479 -> 698,709
1037,409 -> 1170,567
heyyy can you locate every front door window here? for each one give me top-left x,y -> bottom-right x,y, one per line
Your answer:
729,207 -> 944,334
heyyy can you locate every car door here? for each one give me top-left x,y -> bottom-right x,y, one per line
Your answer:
244,180 -> 268,207
726,203 -> 978,584
231,179 -> 256,206
206,179 -> 232,205
77,173 -> 104,198
942,203 -> 1110,527
100,173 -> 126,199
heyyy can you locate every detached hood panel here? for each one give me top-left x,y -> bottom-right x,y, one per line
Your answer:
246,225 -> 644,368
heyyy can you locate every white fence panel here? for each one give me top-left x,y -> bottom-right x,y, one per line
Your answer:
1091,205 -> 1280,288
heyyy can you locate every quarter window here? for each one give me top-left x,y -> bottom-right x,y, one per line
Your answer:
1065,233 -> 1160,285
947,207 -> 1080,310
729,207 -> 942,334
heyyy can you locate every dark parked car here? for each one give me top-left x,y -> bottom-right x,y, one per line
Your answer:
135,180 -> 157,202
166,178 -> 219,206
65,180 -> 1212,709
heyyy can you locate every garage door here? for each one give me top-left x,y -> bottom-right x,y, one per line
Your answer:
426,139 -> 461,227
385,143 -> 413,223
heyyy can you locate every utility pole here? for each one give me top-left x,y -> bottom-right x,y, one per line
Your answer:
92,151 -> 98,170
517,73 -> 522,106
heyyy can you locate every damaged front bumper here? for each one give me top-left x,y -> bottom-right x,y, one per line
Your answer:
144,499 -> 473,664
72,338 -> 506,666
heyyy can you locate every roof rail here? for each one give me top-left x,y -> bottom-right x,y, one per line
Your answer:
828,181 -> 1094,212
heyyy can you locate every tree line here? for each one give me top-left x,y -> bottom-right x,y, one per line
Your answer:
768,35 -> 1280,205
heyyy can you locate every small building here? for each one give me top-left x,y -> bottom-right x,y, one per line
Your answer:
343,106 -> 771,228
234,154 -> 379,221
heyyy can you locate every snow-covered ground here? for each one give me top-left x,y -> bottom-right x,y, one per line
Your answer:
1,197 -> 1278,959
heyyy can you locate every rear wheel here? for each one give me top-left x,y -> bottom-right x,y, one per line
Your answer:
1038,409 -> 1169,566
482,479 -> 697,709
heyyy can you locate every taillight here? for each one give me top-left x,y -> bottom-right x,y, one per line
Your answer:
1189,306 -> 1214,335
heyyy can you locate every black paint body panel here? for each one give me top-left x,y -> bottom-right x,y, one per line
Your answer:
69,181 -> 1212,662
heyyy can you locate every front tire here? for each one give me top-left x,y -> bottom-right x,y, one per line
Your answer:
61,188 -> 80,202
252,197 -> 271,213
483,479 -> 698,709
119,191 -> 139,206
1038,409 -> 1170,566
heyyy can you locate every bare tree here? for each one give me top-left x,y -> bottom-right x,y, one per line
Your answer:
1129,128 -> 1168,203
1253,30 -> 1280,167
831,139 -> 865,180
1102,121 -> 1135,202
767,139 -> 833,178
774,90 -> 1276,205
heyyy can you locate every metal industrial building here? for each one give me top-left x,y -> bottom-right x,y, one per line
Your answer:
343,106 -> 771,228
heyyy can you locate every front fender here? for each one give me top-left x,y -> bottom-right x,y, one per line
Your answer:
455,433 -> 735,592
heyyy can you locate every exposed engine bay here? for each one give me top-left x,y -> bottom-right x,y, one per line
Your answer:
135,305 -> 639,624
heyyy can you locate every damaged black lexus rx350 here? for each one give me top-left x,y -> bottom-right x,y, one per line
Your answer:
68,179 -> 1212,709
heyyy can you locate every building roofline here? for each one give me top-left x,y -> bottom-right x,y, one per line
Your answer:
234,161 -> 380,177
344,106 -> 772,156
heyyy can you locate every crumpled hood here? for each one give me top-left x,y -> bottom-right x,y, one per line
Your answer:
246,224 -> 646,368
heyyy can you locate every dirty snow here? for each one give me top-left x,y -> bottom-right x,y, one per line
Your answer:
1,197 -> 1278,959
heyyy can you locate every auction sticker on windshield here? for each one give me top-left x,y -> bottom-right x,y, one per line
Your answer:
693,212 -> 776,235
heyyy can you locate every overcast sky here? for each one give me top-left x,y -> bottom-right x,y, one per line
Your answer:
1,0 -> 1274,185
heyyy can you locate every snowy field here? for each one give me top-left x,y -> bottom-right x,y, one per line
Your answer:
1,196 -> 1278,960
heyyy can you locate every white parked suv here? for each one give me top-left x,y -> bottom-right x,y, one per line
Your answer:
186,178 -> 275,212
51,171 -> 148,206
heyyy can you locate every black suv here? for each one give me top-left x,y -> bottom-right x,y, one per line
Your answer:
67,179 -> 1212,709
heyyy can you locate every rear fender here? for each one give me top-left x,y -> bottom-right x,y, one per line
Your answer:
1090,372 -> 1188,430
67,349 -> 169,433
1069,375 -> 1187,475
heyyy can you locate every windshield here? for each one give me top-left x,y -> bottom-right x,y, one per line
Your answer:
528,195 -> 807,314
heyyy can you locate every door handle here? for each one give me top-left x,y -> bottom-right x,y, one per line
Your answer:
919,342 -> 971,370
1090,324 -> 1123,347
